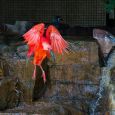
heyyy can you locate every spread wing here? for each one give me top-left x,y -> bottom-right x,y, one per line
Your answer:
23,23 -> 45,57
46,25 -> 69,54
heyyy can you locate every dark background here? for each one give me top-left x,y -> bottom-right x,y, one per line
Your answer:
0,0 -> 106,27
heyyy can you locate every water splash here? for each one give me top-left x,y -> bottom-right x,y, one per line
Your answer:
90,49 -> 115,114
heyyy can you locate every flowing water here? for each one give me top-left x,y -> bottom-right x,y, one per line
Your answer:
90,67 -> 110,115
90,49 -> 115,114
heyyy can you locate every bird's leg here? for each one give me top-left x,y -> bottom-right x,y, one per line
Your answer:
39,65 -> 46,83
32,65 -> 36,80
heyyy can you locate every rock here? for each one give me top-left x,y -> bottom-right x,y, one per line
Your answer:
0,44 -> 10,54
0,78 -> 23,110
17,45 -> 28,53
10,59 -> 35,103
5,101 -> 84,115
0,55 -> 35,104
0,40 -> 111,114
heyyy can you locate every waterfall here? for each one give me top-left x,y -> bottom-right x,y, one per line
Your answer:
90,67 -> 110,115
90,49 -> 115,114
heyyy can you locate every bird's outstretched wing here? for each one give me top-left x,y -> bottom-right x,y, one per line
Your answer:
46,25 -> 69,55
23,23 -> 45,57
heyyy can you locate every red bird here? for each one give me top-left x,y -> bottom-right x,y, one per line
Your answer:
23,23 -> 69,82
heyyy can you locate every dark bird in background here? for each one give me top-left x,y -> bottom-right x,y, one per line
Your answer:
0,21 -> 34,45
52,16 -> 64,28
52,16 -> 70,35
93,29 -> 115,67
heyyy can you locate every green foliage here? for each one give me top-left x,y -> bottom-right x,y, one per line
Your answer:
106,0 -> 115,12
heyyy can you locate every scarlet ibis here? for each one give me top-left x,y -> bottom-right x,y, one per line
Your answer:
23,23 -> 70,82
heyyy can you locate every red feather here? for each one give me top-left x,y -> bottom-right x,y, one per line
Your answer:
23,23 -> 69,82
23,23 -> 45,57
46,25 -> 69,54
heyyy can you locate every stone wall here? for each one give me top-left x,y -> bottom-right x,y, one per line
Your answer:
0,40 -> 113,114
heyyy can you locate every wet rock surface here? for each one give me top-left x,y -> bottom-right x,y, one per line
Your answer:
0,44 -> 35,109
4,101 -> 83,115
0,40 -> 112,114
